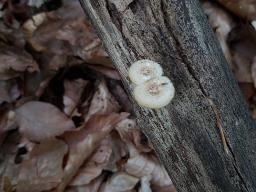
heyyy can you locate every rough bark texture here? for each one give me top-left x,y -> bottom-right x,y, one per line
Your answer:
79,0 -> 256,191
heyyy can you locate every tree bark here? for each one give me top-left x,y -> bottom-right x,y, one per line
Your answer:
79,0 -> 256,191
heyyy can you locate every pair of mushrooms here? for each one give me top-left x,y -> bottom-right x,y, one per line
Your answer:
128,59 -> 175,109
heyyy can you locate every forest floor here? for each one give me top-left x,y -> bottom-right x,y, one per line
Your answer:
0,0 -> 255,192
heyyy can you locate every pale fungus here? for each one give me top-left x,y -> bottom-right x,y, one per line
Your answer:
128,59 -> 163,85
134,76 -> 175,109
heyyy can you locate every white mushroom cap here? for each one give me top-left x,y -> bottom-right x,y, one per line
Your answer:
134,76 -> 175,109
128,59 -> 163,85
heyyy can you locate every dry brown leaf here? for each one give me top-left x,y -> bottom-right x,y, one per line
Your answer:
233,52 -> 253,82
104,133 -> 128,172
116,119 -> 152,153
70,137 -> 112,186
63,79 -> 88,116
23,1 -> 107,62
0,131 -> 21,189
0,45 -> 39,80
87,64 -> 121,80
203,2 -> 234,64
56,112 -> 129,192
0,110 -> 17,137
238,82 -> 255,101
99,172 -> 139,192
0,80 -> 20,104
66,175 -> 106,192
15,101 -> 75,142
109,83 -> 133,113
16,138 -> 68,192
139,176 -> 152,192
125,145 -> 172,187
230,26 -> 256,83
217,0 -> 256,20
84,81 -> 120,121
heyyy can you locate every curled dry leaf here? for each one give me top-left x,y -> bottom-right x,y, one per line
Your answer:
27,0 -> 46,8
202,2 -> 234,65
63,79 -> 88,116
22,0 -> 107,61
0,110 -> 17,136
99,172 -> 139,192
125,145 -> 172,187
217,0 -> 256,20
15,101 -> 75,142
16,138 -> 68,192
84,81 -> 120,121
104,134 -> 128,172
0,131 -> 21,189
87,64 -> 121,80
0,44 -> 39,80
66,175 -> 106,192
22,13 -> 47,38
116,119 -> 152,153
229,26 -> 256,83
139,176 -> 152,192
109,82 -> 133,113
0,80 -> 20,104
56,112 -> 129,192
70,137 -> 112,186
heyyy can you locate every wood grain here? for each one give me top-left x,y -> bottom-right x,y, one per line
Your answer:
79,0 -> 256,191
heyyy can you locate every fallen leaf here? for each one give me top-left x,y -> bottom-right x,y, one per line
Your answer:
56,112 -> 129,192
66,175 -> 106,192
63,78 -> 88,116
0,109 -> 17,136
229,25 -> 256,83
70,137 -> 112,186
16,138 -> 68,192
139,176 -> 152,192
108,82 -> 133,113
104,133 -> 128,172
0,131 -> 21,189
0,44 -> 39,80
23,1 -> 107,61
99,172 -> 139,192
15,101 -> 75,142
27,0 -> 45,8
0,80 -> 20,104
238,82 -> 255,101
203,2 -> 234,64
84,81 -> 120,121
217,0 -> 256,20
125,145 -> 172,187
116,119 -> 152,153
87,64 -> 121,80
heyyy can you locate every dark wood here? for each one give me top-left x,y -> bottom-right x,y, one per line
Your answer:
79,0 -> 256,191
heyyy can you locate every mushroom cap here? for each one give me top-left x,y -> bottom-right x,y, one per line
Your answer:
134,76 -> 175,109
128,59 -> 163,85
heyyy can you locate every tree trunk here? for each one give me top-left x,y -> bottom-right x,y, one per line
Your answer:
79,0 -> 256,191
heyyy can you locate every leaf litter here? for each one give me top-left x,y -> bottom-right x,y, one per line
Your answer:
0,0 -> 256,191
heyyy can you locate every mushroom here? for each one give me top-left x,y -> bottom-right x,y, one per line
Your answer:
128,59 -> 163,85
134,76 -> 175,109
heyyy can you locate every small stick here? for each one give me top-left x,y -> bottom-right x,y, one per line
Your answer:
207,98 -> 229,154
